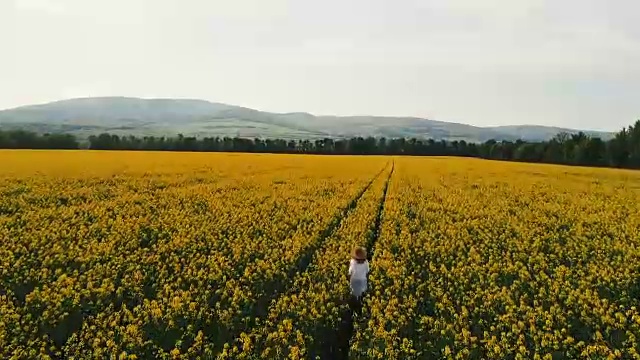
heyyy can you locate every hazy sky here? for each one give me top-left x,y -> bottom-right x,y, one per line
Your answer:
1,0 -> 639,130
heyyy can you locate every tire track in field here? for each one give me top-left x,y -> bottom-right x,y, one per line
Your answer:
331,161 -> 394,360
254,164 -> 389,315
215,163 -> 390,350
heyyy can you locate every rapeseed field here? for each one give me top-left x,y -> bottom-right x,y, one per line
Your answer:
1,151 -> 639,359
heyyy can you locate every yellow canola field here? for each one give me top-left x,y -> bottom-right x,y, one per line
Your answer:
0,151 -> 387,358
1,151 -> 640,360
220,161 -> 394,360
353,157 -> 640,359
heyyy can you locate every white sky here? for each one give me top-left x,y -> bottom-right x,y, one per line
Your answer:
1,0 -> 639,131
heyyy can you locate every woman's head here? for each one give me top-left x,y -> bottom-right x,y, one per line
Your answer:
352,246 -> 367,262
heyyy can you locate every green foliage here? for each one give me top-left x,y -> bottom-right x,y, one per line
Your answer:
0,130 -> 78,149
1,120 -> 639,169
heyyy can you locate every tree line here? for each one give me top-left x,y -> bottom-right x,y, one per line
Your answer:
1,120 -> 638,169
0,130 -> 79,149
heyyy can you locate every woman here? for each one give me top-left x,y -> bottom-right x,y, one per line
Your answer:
348,246 -> 370,315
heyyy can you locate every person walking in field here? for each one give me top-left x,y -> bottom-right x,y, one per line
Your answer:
348,246 -> 370,315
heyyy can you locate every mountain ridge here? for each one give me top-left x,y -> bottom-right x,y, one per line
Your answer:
0,97 -> 613,142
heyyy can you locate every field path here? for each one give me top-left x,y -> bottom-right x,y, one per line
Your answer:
215,162 -> 391,354
250,163 -> 389,317
331,161 -> 395,359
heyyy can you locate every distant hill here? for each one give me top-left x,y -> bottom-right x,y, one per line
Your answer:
0,97 -> 613,142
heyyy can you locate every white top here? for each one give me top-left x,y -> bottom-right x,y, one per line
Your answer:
348,259 -> 370,280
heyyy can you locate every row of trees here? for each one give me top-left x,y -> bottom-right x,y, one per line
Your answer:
0,130 -> 79,149
87,121 -> 640,168
1,120 -> 638,169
